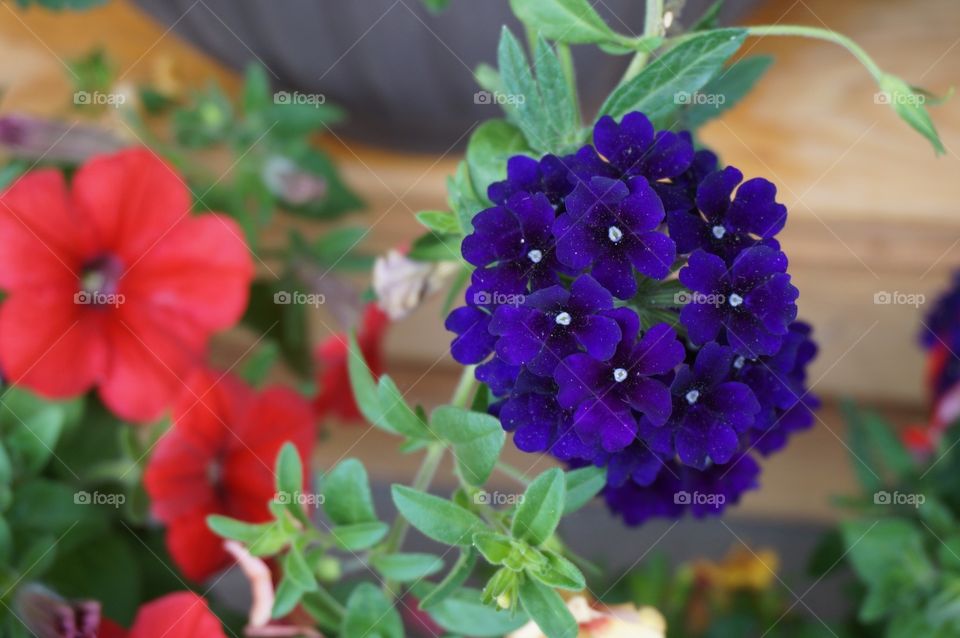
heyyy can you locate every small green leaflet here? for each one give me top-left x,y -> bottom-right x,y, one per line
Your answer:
430,406 -> 505,486
341,583 -> 403,638
391,485 -> 486,546
511,468 -> 565,546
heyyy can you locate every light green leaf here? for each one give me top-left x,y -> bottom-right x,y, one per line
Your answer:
682,55 -> 773,129
392,485 -> 486,546
347,332 -> 382,426
272,576 -> 304,619
275,443 -> 304,502
518,577 -> 578,638
600,28 -> 747,126
466,119 -> 531,205
377,376 -> 435,440
207,515 -> 273,544
342,583 -> 403,638
562,466 -> 605,514
497,28 -> 551,151
473,532 -> 514,565
371,552 -> 444,582
423,588 -> 529,636
283,546 -> 319,592
449,161 -> 488,234
239,340 -> 280,387
529,551 -> 586,591
248,522 -> 291,557
878,73 -> 945,154
509,0 -> 621,46
330,521 -> 389,551
512,468 -> 565,546
322,459 -> 377,525
418,547 -> 479,609
416,210 -> 462,235
533,35 -> 580,150
430,406 -> 506,486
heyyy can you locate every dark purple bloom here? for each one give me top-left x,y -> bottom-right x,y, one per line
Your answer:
679,246 -> 799,357
489,275 -> 621,377
593,113 -> 694,180
555,309 -> 684,452
605,440 -> 669,488
667,166 -> 786,260
555,176 -> 676,298
499,390 -> 567,453
462,192 -> 565,292
475,356 -> 521,397
667,343 -> 761,469
446,304 -> 496,365
487,151 -> 614,208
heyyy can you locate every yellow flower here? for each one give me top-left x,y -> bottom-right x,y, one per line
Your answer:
693,546 -> 780,592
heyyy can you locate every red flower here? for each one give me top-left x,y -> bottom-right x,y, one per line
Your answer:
144,369 -> 315,581
105,592 -> 226,638
314,303 -> 389,422
0,148 -> 253,423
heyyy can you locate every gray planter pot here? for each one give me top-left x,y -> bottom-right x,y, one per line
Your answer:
132,0 -> 758,152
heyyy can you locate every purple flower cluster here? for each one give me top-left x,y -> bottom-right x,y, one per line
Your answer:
920,270 -> 960,401
447,111 -> 818,526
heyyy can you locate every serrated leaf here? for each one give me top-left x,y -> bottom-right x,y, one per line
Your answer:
512,468 -> 565,546
509,0 -> 621,45
533,35 -> 580,149
342,583 -> 403,638
371,552 -> 444,582
330,521 -> 389,551
466,119 -> 531,205
392,485 -> 486,546
562,466 -> 605,514
600,29 -> 747,126
322,458 -> 377,525
518,577 -> 577,638
430,406 -> 506,486
497,28 -> 551,151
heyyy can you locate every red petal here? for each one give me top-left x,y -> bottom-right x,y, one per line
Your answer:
163,515 -> 232,584
71,148 -> 192,261
0,292 -> 107,398
122,214 -> 253,332
99,618 -> 129,638
128,591 -> 226,638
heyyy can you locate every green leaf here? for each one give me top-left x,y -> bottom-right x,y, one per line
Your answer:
449,161 -> 487,234
418,547 -> 479,609
600,29 -> 747,126
421,0 -> 451,12
239,340 -> 280,386
301,590 -> 343,631
371,552 -> 444,582
422,588 -> 529,636
533,35 -> 580,149
682,55 -> 773,129
330,521 -> 389,551
207,515 -> 273,544
392,485 -> 486,546
283,546 -> 319,592
407,232 -> 462,262
512,468 -> 565,546
473,532 -> 515,565
518,577 -> 578,638
529,551 -> 585,591
241,64 -> 271,115
562,466 -> 605,514
466,119 -> 531,205
509,0 -> 621,46
691,0 -> 724,31
275,442 -> 304,501
497,28 -> 551,151
430,406 -> 506,486
341,583 -> 403,638
377,376 -> 435,440
842,400 -> 913,489
347,332 -> 383,426
272,576 -> 304,619
322,458 -> 378,525
416,210 -> 462,235
878,73 -> 945,154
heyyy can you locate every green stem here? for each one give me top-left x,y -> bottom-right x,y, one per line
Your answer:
556,43 -> 581,122
451,364 -> 478,408
310,584 -> 347,619
744,24 -> 884,80
495,460 -> 531,485
619,0 -> 665,83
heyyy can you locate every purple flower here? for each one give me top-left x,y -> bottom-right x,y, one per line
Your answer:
487,151 -> 614,208
555,176 -> 676,298
667,166 -> 786,260
593,113 -> 694,180
679,246 -> 799,357
499,389 -> 566,453
554,309 -> 684,452
489,275 -> 621,376
667,343 -> 761,469
462,192 -> 567,292
446,304 -> 496,365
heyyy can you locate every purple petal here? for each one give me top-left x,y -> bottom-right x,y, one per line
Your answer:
641,130 -> 695,179
695,166 -> 742,220
679,249 -> 726,293
727,177 -> 786,238
627,231 -> 676,281
708,381 -> 760,431
446,306 -> 495,364
569,274 -> 615,313
573,398 -> 637,453
555,353 -> 605,410
680,301 -> 723,345
575,315 -> 621,361
591,252 -> 637,299
626,377 -> 672,426
633,323 -> 685,375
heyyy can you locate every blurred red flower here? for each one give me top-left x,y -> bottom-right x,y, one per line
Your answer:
144,369 -> 315,581
314,303 -> 389,423
104,591 -> 226,638
0,148 -> 253,423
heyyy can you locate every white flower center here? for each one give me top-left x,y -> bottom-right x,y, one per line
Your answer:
613,368 -> 628,383
527,249 -> 543,264
685,389 -> 700,405
608,226 -> 624,243
728,293 -> 744,307
555,311 -> 572,326
712,225 -> 726,239
733,355 -> 746,369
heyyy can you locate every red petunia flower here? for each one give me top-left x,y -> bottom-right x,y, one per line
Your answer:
314,303 -> 389,423
105,591 -> 226,638
0,148 -> 253,423
144,368 -> 315,581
